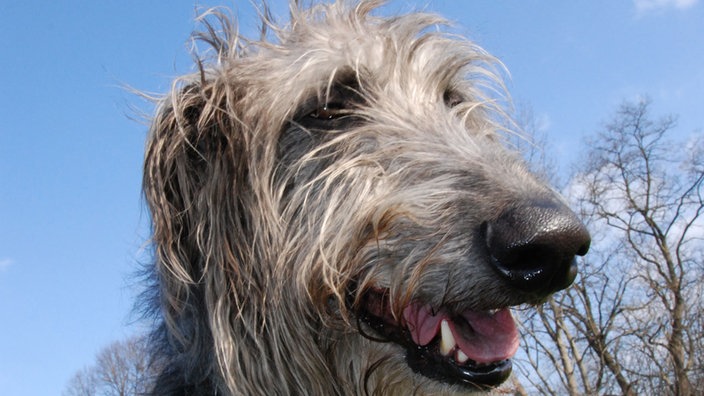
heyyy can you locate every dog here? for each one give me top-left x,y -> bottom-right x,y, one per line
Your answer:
142,1 -> 590,394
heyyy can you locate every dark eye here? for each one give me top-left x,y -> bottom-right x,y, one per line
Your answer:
308,103 -> 347,120
443,90 -> 464,108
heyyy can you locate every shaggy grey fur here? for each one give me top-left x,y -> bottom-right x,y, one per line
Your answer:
142,1 -> 590,395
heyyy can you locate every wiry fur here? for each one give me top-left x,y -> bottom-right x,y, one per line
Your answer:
143,1 -> 571,395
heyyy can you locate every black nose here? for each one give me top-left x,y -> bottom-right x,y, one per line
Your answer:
484,199 -> 591,297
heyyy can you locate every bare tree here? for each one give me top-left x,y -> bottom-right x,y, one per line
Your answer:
516,98 -> 704,395
64,367 -> 98,396
64,335 -> 157,396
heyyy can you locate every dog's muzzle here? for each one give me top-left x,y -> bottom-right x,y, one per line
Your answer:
358,199 -> 590,389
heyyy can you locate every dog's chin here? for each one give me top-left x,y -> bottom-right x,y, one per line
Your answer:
357,288 -> 519,390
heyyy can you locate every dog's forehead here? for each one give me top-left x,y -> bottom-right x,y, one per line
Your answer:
216,5 -> 503,133
261,11 -> 473,92
288,21 -> 385,70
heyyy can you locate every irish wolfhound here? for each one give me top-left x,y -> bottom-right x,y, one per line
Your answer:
143,1 -> 590,394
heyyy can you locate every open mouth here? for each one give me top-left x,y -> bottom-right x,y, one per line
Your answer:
358,288 -> 519,389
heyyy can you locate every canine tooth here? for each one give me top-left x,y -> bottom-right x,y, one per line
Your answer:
439,320 -> 456,356
456,349 -> 469,364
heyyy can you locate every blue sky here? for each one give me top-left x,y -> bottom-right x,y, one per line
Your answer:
1,1 -> 702,394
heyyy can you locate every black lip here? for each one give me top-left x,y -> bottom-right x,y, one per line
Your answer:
358,294 -> 513,389
405,339 -> 512,389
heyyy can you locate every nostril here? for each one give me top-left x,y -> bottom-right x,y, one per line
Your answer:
484,200 -> 591,296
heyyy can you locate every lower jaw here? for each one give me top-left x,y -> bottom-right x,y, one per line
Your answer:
405,341 -> 513,389
360,309 -> 513,390
354,287 -> 515,390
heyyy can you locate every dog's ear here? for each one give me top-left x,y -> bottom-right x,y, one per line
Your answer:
144,80 -> 250,292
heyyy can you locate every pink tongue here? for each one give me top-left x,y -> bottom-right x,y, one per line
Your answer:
403,304 -> 519,363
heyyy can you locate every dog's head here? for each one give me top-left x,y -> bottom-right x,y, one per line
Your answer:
144,1 -> 590,394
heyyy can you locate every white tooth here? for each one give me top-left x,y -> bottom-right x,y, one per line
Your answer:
440,320 -> 456,356
456,349 -> 469,364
